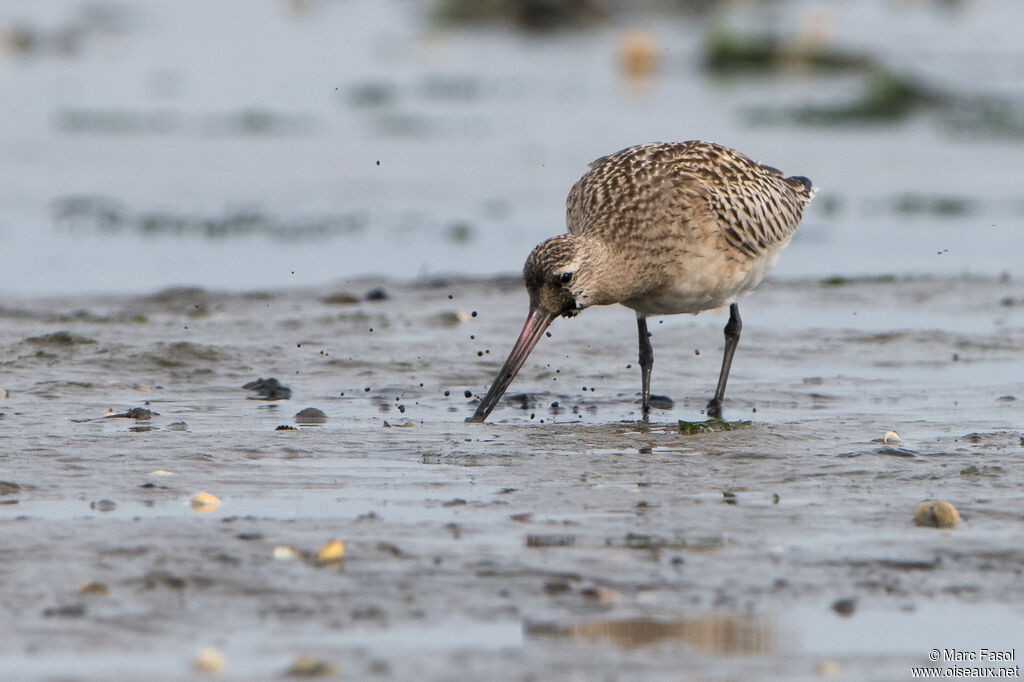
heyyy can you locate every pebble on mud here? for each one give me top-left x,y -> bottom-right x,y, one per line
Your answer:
882,430 -> 900,444
273,546 -> 300,561
816,660 -> 842,677
287,654 -> 338,677
526,534 -> 576,547
194,648 -> 225,675
913,500 -> 960,528
294,407 -> 327,424
79,581 -> 109,595
581,586 -> 619,603
831,597 -> 856,616
190,492 -> 221,513
316,540 -> 345,563
90,499 -> 117,512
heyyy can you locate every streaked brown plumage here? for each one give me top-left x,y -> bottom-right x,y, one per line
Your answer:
469,141 -> 816,423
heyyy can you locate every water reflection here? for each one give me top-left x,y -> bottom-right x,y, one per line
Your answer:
526,614 -> 777,654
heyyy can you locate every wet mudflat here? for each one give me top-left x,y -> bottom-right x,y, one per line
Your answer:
1,274 -> 1022,681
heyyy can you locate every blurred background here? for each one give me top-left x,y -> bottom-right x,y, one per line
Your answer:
1,0 -> 1022,296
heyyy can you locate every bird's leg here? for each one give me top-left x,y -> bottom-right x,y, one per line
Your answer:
637,316 -> 653,416
706,303 -> 742,420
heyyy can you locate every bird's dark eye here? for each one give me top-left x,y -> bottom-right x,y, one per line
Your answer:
559,272 -> 573,284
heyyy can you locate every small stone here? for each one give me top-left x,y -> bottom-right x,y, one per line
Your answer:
316,540 -> 345,563
525,534 -> 575,547
294,407 -> 327,424
190,492 -> 221,513
273,546 -> 300,561
194,648 -> 225,675
581,586 -> 619,603
914,500 -> 960,528
831,597 -> 856,616
79,581 -> 110,595
817,660 -> 841,677
287,654 -> 338,677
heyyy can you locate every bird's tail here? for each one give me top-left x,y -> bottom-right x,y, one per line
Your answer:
786,175 -> 818,206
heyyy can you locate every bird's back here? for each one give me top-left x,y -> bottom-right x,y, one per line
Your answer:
566,141 -> 816,259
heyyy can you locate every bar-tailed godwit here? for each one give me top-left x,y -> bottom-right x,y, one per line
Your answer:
468,141 -> 816,423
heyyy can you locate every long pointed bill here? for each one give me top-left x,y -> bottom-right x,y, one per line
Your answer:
467,306 -> 555,423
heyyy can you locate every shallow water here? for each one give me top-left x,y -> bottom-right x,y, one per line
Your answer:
1,275 -> 1022,680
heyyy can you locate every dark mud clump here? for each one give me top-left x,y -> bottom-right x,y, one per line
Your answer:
243,377 -> 292,400
678,418 -> 751,434
105,407 -> 156,420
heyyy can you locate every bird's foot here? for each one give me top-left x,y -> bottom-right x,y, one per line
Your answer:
705,398 -> 723,420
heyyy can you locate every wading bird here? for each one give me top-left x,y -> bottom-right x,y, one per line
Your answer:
467,141 -> 816,423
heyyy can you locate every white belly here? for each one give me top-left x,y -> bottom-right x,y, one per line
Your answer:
621,242 -> 787,316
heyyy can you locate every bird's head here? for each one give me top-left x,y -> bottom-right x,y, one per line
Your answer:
523,234 -> 593,318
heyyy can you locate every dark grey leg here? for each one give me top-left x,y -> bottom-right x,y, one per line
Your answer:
637,316 -> 653,415
706,303 -> 742,419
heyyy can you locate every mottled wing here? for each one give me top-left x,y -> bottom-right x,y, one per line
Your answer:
693,143 -> 816,258
566,141 -> 816,258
